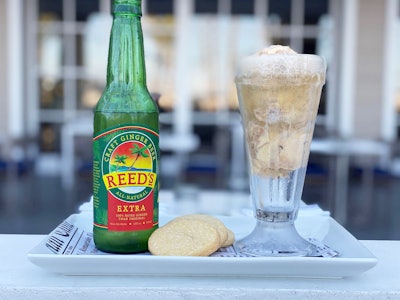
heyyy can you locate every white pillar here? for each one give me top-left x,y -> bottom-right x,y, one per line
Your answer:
215,0 -> 231,125
173,0 -> 193,139
290,0 -> 304,53
0,1 -> 8,139
6,0 -> 24,140
325,0 -> 340,134
353,0 -> 391,140
381,0 -> 399,142
338,0 -> 358,138
100,0 -> 111,14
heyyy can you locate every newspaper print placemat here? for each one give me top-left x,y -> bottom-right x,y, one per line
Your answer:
46,218 -> 339,258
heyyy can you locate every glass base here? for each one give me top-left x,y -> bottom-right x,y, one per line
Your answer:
234,220 -> 317,257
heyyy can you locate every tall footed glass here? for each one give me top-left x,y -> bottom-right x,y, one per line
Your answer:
234,46 -> 326,256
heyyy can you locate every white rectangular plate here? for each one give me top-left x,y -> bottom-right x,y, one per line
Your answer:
28,213 -> 377,278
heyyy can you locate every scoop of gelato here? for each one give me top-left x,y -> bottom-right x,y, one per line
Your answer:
256,45 -> 297,55
235,45 -> 326,177
236,45 -> 326,86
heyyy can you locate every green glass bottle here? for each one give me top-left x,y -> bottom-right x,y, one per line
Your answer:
92,0 -> 159,253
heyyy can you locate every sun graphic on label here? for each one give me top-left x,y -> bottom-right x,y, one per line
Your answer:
109,141 -> 153,194
110,142 -> 152,171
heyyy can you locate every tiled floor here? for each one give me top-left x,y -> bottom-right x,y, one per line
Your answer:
0,158 -> 399,240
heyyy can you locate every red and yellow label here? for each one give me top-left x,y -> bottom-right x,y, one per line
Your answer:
93,125 -> 159,232
103,171 -> 157,190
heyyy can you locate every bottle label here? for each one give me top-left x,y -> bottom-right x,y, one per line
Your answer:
93,125 -> 158,232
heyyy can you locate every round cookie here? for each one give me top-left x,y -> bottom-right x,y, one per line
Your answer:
176,214 -> 229,246
148,218 -> 221,256
222,228 -> 235,247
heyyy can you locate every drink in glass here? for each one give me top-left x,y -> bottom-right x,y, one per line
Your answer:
234,45 -> 326,256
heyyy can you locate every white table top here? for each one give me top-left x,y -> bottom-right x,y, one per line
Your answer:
1,234 -> 399,299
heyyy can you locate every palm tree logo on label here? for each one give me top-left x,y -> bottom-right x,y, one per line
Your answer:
102,131 -> 157,202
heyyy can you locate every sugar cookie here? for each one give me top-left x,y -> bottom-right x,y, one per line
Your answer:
148,218 -> 221,256
176,214 -> 229,246
222,228 -> 235,247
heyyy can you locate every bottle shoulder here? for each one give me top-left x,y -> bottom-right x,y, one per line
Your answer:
95,87 -> 159,113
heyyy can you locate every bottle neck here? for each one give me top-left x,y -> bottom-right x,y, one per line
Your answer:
106,1 -> 146,91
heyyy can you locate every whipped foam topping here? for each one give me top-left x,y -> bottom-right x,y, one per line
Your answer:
256,45 -> 297,55
236,45 -> 326,84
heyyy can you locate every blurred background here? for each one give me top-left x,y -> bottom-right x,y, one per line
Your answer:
0,0 -> 399,239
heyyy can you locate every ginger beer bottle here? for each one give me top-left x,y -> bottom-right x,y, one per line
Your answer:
92,0 -> 159,253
